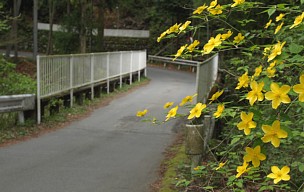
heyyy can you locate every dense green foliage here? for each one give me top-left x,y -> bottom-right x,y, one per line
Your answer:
0,57 -> 36,95
141,0 -> 304,191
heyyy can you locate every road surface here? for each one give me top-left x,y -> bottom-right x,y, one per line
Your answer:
0,67 -> 196,192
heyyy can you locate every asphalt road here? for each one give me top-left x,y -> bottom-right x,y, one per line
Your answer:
0,67 -> 196,192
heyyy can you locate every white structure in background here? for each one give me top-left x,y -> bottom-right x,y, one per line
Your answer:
37,23 -> 150,38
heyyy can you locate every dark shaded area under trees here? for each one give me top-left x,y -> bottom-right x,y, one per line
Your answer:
0,0 -> 299,57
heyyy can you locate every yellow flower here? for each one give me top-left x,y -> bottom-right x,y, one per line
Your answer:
252,65 -> 263,78
215,161 -> 227,170
208,4 -> 223,15
261,120 -> 288,147
193,4 -> 208,14
266,67 -> 276,78
187,40 -> 200,52
266,61 -> 276,78
236,161 -> 250,178
243,145 -> 266,167
293,74 -> 304,102
231,0 -> 245,7
267,41 -> 286,62
274,22 -> 284,34
193,166 -> 200,171
269,60 -> 277,68
163,102 -> 174,109
246,81 -> 264,106
233,33 -> 244,44
235,72 -> 250,89
157,31 -> 167,42
168,23 -> 182,34
264,19 -> 272,29
208,0 -> 217,10
173,44 -> 187,60
136,109 -> 148,117
276,13 -> 285,22
263,47 -> 270,56
179,21 -> 191,33
180,94 -> 197,106
188,103 -> 206,120
213,104 -> 225,118
209,90 -> 224,103
221,30 -> 233,40
165,106 -> 178,121
203,34 -> 222,54
237,112 -> 256,135
267,166 -> 290,184
290,12 -> 304,29
265,82 -> 291,109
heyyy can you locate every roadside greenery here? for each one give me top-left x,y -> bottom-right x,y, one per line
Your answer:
138,0 -> 304,191
0,57 -> 36,95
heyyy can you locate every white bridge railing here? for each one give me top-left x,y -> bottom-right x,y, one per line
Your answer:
37,50 -> 147,124
148,53 -> 219,103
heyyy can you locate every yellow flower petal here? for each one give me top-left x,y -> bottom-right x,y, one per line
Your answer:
290,12 -> 304,29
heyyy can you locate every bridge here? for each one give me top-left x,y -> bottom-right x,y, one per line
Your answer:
0,51 -> 219,192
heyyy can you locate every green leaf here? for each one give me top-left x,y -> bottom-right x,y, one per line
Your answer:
235,180 -> 243,188
203,186 -> 214,190
267,6 -> 276,17
277,4 -> 287,9
231,137 -> 240,145
289,43 -> 304,54
299,164 -> 304,172
290,55 -> 304,62
259,186 -> 274,191
301,0 -> 304,4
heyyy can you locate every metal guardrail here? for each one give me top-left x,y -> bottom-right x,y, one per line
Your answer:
148,54 -> 219,103
0,94 -> 35,124
196,53 -> 219,103
37,50 -> 147,124
148,55 -> 199,72
148,55 -> 199,67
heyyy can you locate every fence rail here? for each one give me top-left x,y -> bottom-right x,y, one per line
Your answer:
37,50 -> 147,124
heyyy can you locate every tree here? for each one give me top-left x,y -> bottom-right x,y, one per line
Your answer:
5,0 -> 22,59
93,0 -> 118,52
46,0 -> 56,54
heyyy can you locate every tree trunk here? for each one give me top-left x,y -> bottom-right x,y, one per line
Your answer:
79,0 -> 87,53
6,0 -> 22,59
96,0 -> 105,52
47,0 -> 56,55
33,0 -> 38,59
66,0 -> 71,15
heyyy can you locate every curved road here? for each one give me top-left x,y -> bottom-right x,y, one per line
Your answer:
0,67 -> 196,192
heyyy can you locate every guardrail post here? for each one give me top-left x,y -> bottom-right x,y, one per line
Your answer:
90,53 -> 94,100
70,54 -> 74,107
18,111 -> 25,124
37,55 -> 41,124
129,51 -> 133,85
144,50 -> 147,77
120,52 -> 123,88
138,52 -> 141,82
107,53 -> 110,94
